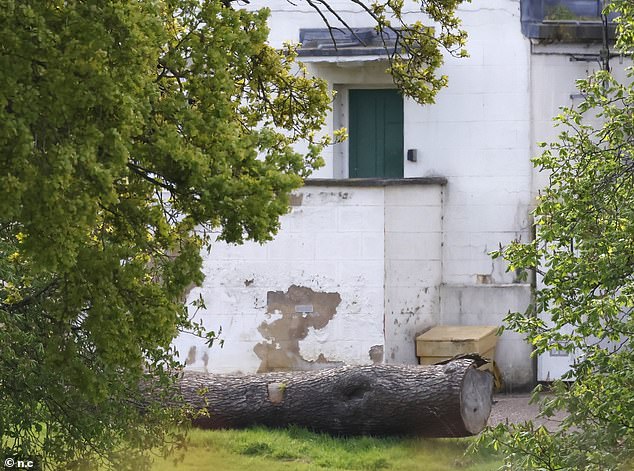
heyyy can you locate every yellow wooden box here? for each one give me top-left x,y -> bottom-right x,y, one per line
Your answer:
416,325 -> 498,364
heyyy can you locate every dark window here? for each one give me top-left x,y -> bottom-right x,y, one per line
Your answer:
349,89 -> 404,179
520,0 -> 616,41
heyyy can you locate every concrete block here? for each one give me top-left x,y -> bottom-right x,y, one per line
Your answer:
472,120 -> 530,150
360,233 -> 384,260
432,92 -> 485,122
443,242 -> 490,262
384,185 -> 442,207
384,314 -> 437,364
457,40 -> 485,66
482,39 -> 528,66
336,287 -> 384,313
200,260 -> 280,288
384,259 -> 441,287
337,205 -> 384,232
315,233 -> 363,260
175,334 -> 264,374
287,206 -> 339,233
267,233 -> 316,260
385,205 -> 442,233
188,286 -> 242,314
337,260 -> 384,288
206,260 -> 340,291
444,178 -> 532,207
443,258 -> 500,282
442,203 -> 530,233
442,188 -> 532,212
208,240 -> 269,261
440,284 -> 532,328
443,64 -> 527,95
385,285 -> 438,313
337,313 -> 385,342
411,121 -> 475,150
484,93 -> 530,122
442,271 -> 475,285
225,286 -> 280,312
437,65 -> 485,95
385,232 -> 442,261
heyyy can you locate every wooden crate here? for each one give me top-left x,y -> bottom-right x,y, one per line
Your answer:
418,347 -> 496,365
416,325 -> 498,363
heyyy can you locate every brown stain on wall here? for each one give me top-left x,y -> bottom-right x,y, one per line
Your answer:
185,346 -> 197,366
254,285 -> 343,372
289,193 -> 303,206
369,345 -> 384,364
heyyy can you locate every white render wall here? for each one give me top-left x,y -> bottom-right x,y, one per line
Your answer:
176,0 -> 634,387
174,0 -> 538,387
175,183 -> 444,374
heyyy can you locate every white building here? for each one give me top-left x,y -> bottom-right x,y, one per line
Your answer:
175,0 -> 628,389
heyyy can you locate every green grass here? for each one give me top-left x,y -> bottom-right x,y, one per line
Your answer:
152,427 -> 502,471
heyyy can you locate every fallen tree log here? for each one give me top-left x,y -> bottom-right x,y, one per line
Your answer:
179,358 -> 493,437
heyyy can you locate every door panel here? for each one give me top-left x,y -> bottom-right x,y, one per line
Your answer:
349,89 -> 403,178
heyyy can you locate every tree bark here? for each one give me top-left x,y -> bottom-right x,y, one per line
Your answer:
179,359 -> 493,437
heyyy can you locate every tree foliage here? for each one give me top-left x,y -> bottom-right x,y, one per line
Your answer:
0,0 -> 466,469
476,2 -> 634,469
297,0 -> 468,104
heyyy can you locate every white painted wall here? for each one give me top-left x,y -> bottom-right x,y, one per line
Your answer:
175,183 -> 444,374
175,0 -> 633,388
174,0 -> 537,387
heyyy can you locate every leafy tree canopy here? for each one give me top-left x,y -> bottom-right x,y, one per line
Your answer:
477,1 -> 634,469
0,1 -> 466,469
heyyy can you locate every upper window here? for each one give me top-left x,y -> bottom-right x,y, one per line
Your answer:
348,89 -> 403,179
521,0 -> 617,41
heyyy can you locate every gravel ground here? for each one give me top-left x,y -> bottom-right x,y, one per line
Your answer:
488,394 -> 567,430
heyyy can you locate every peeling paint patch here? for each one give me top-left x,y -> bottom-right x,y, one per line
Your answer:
477,274 -> 492,284
254,285 -> 343,372
369,345 -> 384,364
289,193 -> 303,206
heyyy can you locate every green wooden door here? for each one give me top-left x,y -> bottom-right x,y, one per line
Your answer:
349,89 -> 403,178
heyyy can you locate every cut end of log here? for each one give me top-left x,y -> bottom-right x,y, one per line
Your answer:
460,366 -> 494,434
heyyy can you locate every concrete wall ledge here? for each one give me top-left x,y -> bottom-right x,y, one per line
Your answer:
304,177 -> 447,187
442,283 -> 531,289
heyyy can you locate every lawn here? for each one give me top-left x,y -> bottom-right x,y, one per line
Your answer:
152,427 -> 502,471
